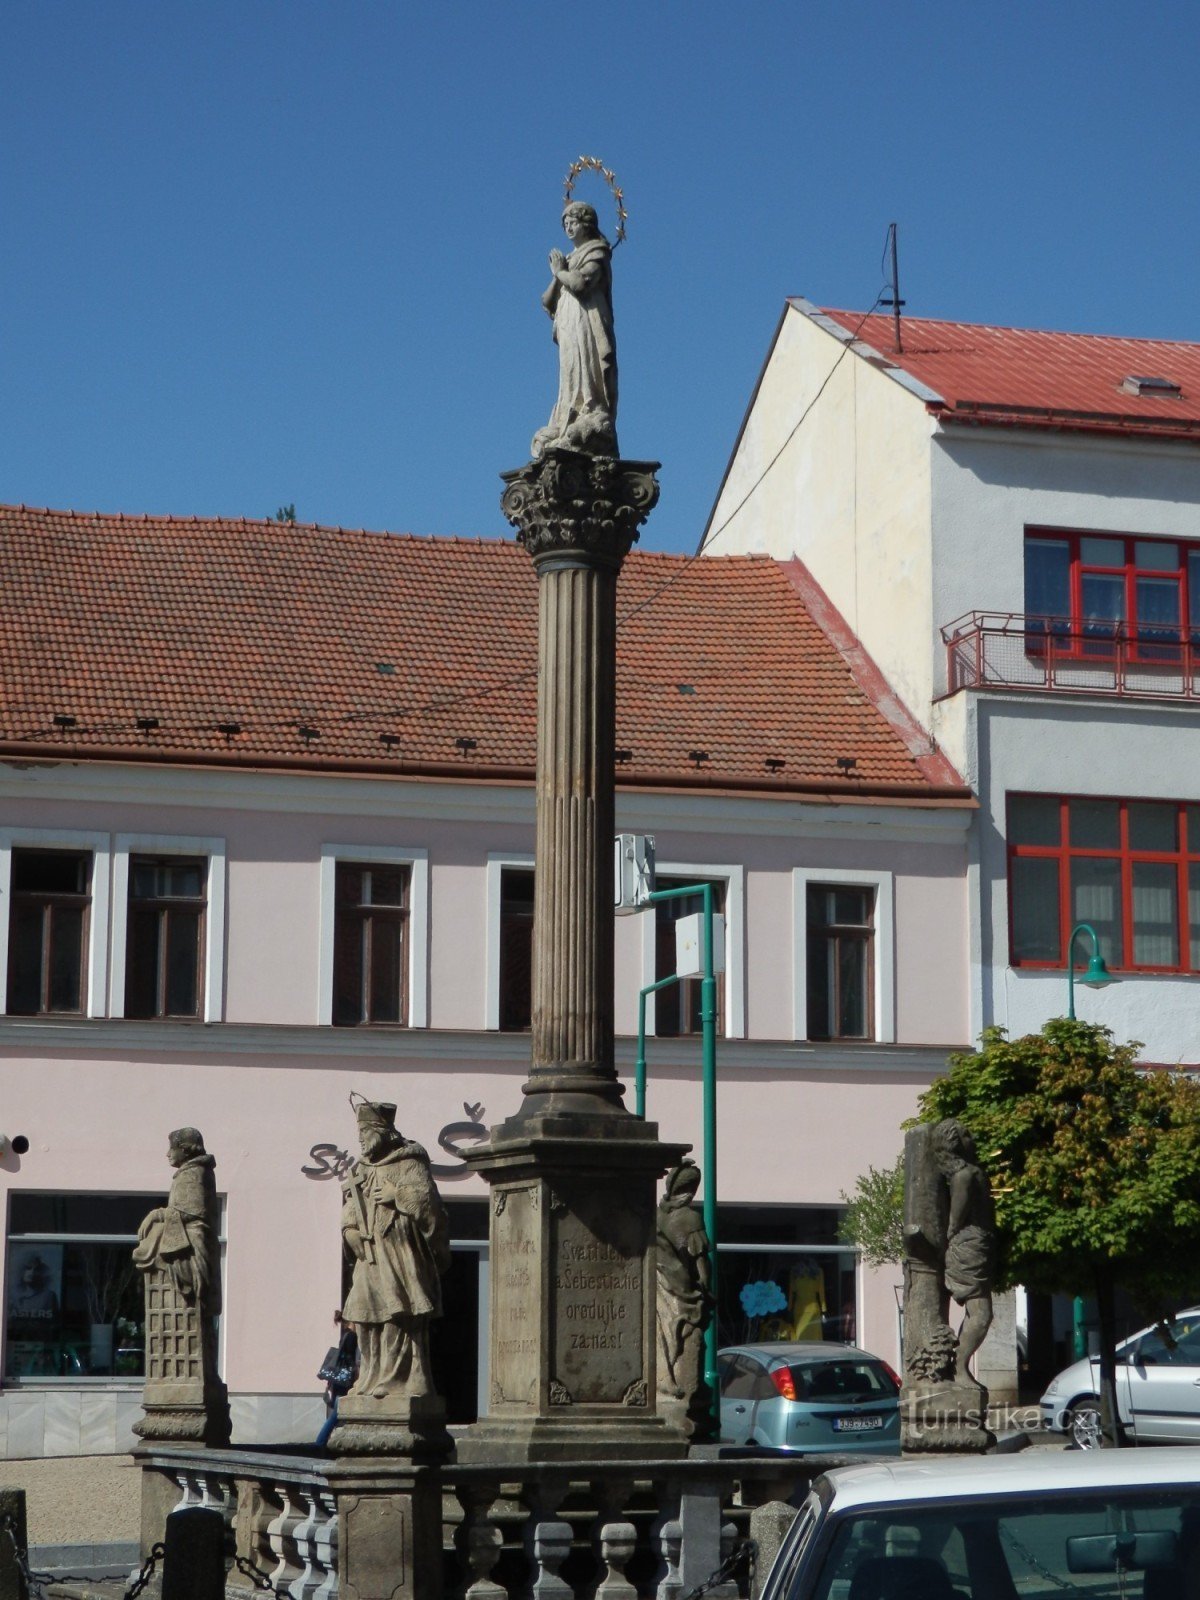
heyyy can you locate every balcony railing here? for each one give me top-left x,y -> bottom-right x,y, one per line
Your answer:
942,612 -> 1200,702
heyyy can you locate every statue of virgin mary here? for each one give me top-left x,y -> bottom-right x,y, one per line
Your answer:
532,200 -> 618,458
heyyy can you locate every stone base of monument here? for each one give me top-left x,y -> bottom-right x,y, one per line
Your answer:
330,1391 -> 452,1460
325,1454 -> 444,1600
657,1389 -> 716,1446
900,1383 -> 994,1454
133,1378 -> 231,1448
458,1118 -> 690,1465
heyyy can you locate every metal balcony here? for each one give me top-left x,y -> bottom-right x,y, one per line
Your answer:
941,612 -> 1200,703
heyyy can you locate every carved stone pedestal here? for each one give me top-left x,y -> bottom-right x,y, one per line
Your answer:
326,1455 -> 444,1600
901,1384 -> 994,1454
331,1392 -> 451,1460
133,1267 -> 230,1447
457,1124 -> 689,1464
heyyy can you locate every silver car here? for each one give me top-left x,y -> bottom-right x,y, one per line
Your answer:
1040,1307 -> 1200,1448
718,1341 -> 900,1455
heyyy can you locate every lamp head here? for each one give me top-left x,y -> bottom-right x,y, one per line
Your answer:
1080,951 -> 1115,989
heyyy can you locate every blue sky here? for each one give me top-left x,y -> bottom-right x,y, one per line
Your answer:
4,3 -> 1199,555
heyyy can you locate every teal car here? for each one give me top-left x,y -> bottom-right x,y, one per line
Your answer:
718,1341 -> 901,1455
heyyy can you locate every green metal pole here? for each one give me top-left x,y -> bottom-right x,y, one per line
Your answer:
636,974 -> 679,1120
700,882 -> 719,1426
1067,921 -> 1103,1020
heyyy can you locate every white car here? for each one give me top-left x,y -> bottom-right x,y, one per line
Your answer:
761,1448 -> 1200,1600
1040,1308 -> 1200,1449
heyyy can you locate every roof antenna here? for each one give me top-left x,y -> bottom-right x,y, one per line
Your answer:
880,222 -> 905,353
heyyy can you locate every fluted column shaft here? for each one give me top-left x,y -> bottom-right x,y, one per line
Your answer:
529,556 -> 618,1100
499,448 -> 660,1120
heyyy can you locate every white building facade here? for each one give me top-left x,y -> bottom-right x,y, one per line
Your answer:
707,301 -> 1200,1065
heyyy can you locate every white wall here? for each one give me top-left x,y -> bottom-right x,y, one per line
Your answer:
706,305 -> 937,720
971,695 -> 1200,1063
930,427 -> 1200,706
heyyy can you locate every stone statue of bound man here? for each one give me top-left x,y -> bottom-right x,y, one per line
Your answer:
334,1097 -> 452,1456
900,1118 -> 996,1453
132,1127 -> 230,1445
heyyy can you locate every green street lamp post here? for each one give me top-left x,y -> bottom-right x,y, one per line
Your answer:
1067,921 -> 1116,1020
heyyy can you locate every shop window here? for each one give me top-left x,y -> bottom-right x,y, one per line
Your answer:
497,868 -> 534,1032
5,849 -> 91,1016
806,885 -> 875,1040
125,856 -> 207,1019
333,861 -> 411,1026
4,1193 -> 167,1380
1008,793 -> 1200,972
714,1205 -> 857,1351
654,878 -> 726,1037
1024,529 -> 1199,661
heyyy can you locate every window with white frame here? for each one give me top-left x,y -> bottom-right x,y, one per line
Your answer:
641,863 -> 744,1039
0,829 -> 111,1018
319,845 -> 429,1028
110,835 -> 226,1023
792,868 -> 895,1043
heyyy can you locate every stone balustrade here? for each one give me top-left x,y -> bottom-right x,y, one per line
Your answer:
135,1447 -> 838,1598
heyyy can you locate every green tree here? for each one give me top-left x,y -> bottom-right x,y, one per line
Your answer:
919,1019 -> 1200,1446
839,1156 -> 904,1268
273,504 -> 297,523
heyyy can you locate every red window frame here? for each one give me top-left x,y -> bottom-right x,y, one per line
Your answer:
1024,528 -> 1200,663
1007,794 -> 1200,975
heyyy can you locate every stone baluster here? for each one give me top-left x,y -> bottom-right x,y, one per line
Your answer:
711,1521 -> 741,1600
310,1490 -> 338,1600
265,1484 -> 306,1591
596,1522 -> 637,1600
236,1477 -> 279,1579
655,1520 -> 683,1600
530,1520 -> 573,1600
170,1468 -> 205,1512
287,1489 -> 324,1600
457,1479 -> 508,1600
519,1470 -> 570,1595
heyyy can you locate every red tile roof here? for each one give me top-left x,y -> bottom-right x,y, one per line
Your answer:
813,307 -> 1200,440
0,504 -> 968,799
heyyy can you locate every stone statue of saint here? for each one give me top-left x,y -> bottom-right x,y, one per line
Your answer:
341,1099 -> 452,1403
655,1159 -> 714,1438
933,1117 -> 995,1388
132,1127 -> 229,1445
531,200 -> 618,460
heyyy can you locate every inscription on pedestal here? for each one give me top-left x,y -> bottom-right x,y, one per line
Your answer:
552,1190 -> 645,1403
491,1185 -> 539,1407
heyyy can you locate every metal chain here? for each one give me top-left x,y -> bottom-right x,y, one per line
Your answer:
234,1550 -> 289,1593
1,1511 -> 145,1599
125,1543 -> 166,1600
679,1535 -> 757,1600
999,1524 -> 1079,1592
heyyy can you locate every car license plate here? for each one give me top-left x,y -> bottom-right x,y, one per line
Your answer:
833,1415 -> 883,1432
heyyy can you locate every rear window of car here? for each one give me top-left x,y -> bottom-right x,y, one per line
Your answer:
788,1358 -> 897,1400
805,1489 -> 1200,1600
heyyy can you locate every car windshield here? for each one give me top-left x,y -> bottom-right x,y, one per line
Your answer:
789,1359 -> 897,1401
807,1488 -> 1200,1600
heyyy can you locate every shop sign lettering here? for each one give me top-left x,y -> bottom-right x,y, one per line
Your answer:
300,1102 -> 489,1180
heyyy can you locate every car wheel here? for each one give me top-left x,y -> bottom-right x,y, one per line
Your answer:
1069,1397 -> 1104,1450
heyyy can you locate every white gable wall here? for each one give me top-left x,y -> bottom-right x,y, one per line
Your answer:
707,305 -> 936,721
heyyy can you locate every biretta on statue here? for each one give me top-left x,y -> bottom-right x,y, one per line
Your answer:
354,1098 -> 398,1136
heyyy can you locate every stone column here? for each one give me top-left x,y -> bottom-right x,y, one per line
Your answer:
503,446 -> 660,1121
459,448 -> 689,1463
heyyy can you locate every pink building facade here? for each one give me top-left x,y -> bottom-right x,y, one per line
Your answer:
0,508 -> 973,1455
